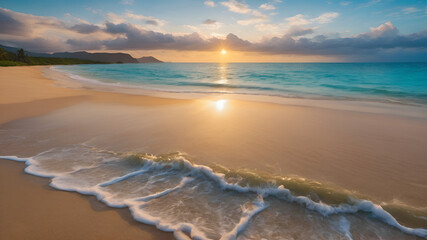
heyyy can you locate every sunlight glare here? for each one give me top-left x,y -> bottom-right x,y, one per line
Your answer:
215,79 -> 228,84
215,99 -> 227,111
221,49 -> 227,55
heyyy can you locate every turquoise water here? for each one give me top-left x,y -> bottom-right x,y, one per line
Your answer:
2,62 -> 427,239
55,63 -> 427,105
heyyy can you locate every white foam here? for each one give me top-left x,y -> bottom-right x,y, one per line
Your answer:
1,151 -> 60,178
174,230 -> 192,240
177,162 -> 427,238
220,195 -> 268,240
128,204 -> 210,240
2,148 -> 427,239
133,177 -> 193,202
0,156 -> 30,162
99,168 -> 150,187
337,216 -> 353,240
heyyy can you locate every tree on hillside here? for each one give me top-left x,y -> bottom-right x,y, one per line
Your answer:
0,48 -> 6,59
0,48 -> 17,61
16,48 -> 29,63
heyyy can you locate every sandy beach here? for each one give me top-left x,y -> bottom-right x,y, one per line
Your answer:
1,66 -> 426,239
0,160 -> 174,240
0,67 -> 175,240
2,0 -> 427,237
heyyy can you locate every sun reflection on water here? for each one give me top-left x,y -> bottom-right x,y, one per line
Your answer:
215,63 -> 229,85
215,79 -> 228,84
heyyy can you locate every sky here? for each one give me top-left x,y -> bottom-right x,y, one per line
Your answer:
0,0 -> 426,62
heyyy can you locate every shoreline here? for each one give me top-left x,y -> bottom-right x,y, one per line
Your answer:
46,65 -> 427,120
3,150 -> 427,239
0,159 -> 174,240
0,66 -> 178,239
1,66 -> 426,239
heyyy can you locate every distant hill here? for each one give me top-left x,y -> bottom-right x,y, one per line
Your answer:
0,45 -> 141,63
137,56 -> 163,63
51,52 -> 138,63
0,47 -> 104,66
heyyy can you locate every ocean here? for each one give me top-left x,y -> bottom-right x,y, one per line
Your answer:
2,63 -> 427,239
3,145 -> 426,239
53,63 -> 427,105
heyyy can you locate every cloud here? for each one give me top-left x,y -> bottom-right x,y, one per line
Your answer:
220,0 -> 251,14
0,8 -> 28,35
359,21 -> 398,38
97,21 -> 427,57
387,7 -> 424,17
65,39 -> 104,50
358,0 -> 381,8
203,19 -> 217,25
124,12 -> 166,26
106,13 -> 126,24
259,4 -> 275,10
204,1 -> 215,7
286,26 -> 316,37
66,22 -> 247,52
1,7 -> 426,61
402,7 -> 420,14
69,23 -> 101,34
285,14 -> 310,25
220,0 -> 268,25
101,22 -> 221,51
286,12 -> 339,25
2,37 -> 67,52
0,8 -> 94,38
255,23 -> 278,31
340,2 -> 351,6
187,20 -> 222,34
255,22 -> 427,56
237,17 -> 266,26
120,0 -> 134,5
203,19 -> 222,30
312,12 -> 339,24
86,7 -> 101,14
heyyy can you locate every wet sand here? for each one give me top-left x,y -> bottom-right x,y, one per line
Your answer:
1,66 -> 426,238
0,67 -> 175,240
0,160 -> 173,240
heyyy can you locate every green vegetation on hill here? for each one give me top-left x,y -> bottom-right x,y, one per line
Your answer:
0,47 -> 104,66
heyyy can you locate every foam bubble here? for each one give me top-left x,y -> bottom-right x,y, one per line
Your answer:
1,146 -> 426,239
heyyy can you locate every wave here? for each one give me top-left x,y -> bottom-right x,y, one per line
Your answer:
50,66 -> 298,98
173,81 -> 280,92
320,83 -> 427,99
2,145 -> 426,239
50,66 -> 427,107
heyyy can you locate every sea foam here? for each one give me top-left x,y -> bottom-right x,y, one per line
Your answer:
2,145 -> 426,239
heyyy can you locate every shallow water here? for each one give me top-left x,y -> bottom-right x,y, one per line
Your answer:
0,99 -> 426,239
54,63 -> 427,105
2,145 -> 426,239
2,62 -> 427,239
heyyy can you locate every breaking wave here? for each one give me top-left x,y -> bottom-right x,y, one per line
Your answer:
2,144 -> 426,239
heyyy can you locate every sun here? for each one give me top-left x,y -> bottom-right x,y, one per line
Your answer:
221,49 -> 227,55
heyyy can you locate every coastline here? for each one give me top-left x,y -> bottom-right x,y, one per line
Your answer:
47,65 -> 427,120
0,66 -> 177,239
0,66 -> 188,125
1,65 -> 426,239
0,160 -> 174,240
